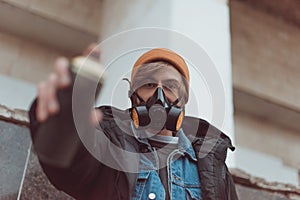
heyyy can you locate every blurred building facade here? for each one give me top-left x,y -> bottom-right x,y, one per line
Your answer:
0,0 -> 299,199
231,0 -> 300,186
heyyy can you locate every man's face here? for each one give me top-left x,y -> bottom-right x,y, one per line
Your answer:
134,65 -> 185,107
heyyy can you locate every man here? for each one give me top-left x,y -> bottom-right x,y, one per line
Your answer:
29,47 -> 238,200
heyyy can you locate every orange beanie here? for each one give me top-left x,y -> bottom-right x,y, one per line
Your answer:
131,48 -> 190,83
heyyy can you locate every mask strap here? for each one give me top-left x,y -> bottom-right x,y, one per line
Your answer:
130,92 -> 145,105
170,97 -> 183,106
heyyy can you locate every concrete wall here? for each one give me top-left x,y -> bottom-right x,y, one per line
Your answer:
0,15 -> 61,111
1,0 -> 101,35
231,1 -> 300,111
231,0 -> 300,185
0,0 -> 102,198
0,0 -> 102,110
235,111 -> 299,184
0,31 -> 60,84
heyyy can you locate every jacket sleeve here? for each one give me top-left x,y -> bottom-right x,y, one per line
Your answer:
29,99 -> 103,199
225,166 -> 239,200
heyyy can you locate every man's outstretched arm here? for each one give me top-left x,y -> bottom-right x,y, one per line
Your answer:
28,45 -> 105,199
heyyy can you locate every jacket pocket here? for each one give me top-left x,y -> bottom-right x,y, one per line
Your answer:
132,171 -> 150,200
172,177 -> 202,200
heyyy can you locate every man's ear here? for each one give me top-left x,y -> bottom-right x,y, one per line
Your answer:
121,77 -> 132,100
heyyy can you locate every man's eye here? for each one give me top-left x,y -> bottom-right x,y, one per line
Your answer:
143,83 -> 156,88
164,84 -> 178,91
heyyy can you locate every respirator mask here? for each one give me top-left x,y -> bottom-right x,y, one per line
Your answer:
130,87 -> 184,132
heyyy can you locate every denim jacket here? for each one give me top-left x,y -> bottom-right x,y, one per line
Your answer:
132,128 -> 202,200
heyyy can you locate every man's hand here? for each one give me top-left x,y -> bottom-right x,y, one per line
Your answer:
36,44 -> 103,124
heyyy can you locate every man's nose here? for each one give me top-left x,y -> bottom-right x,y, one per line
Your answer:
157,82 -> 163,87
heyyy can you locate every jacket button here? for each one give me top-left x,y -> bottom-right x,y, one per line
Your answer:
148,192 -> 156,199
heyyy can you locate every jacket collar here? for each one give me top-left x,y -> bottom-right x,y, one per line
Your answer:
131,123 -> 197,162
177,129 -> 197,162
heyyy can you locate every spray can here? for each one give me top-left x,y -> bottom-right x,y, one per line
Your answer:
34,56 -> 106,168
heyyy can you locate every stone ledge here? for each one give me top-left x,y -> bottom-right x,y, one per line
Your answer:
234,87 -> 300,133
0,104 -> 29,126
231,168 -> 300,199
